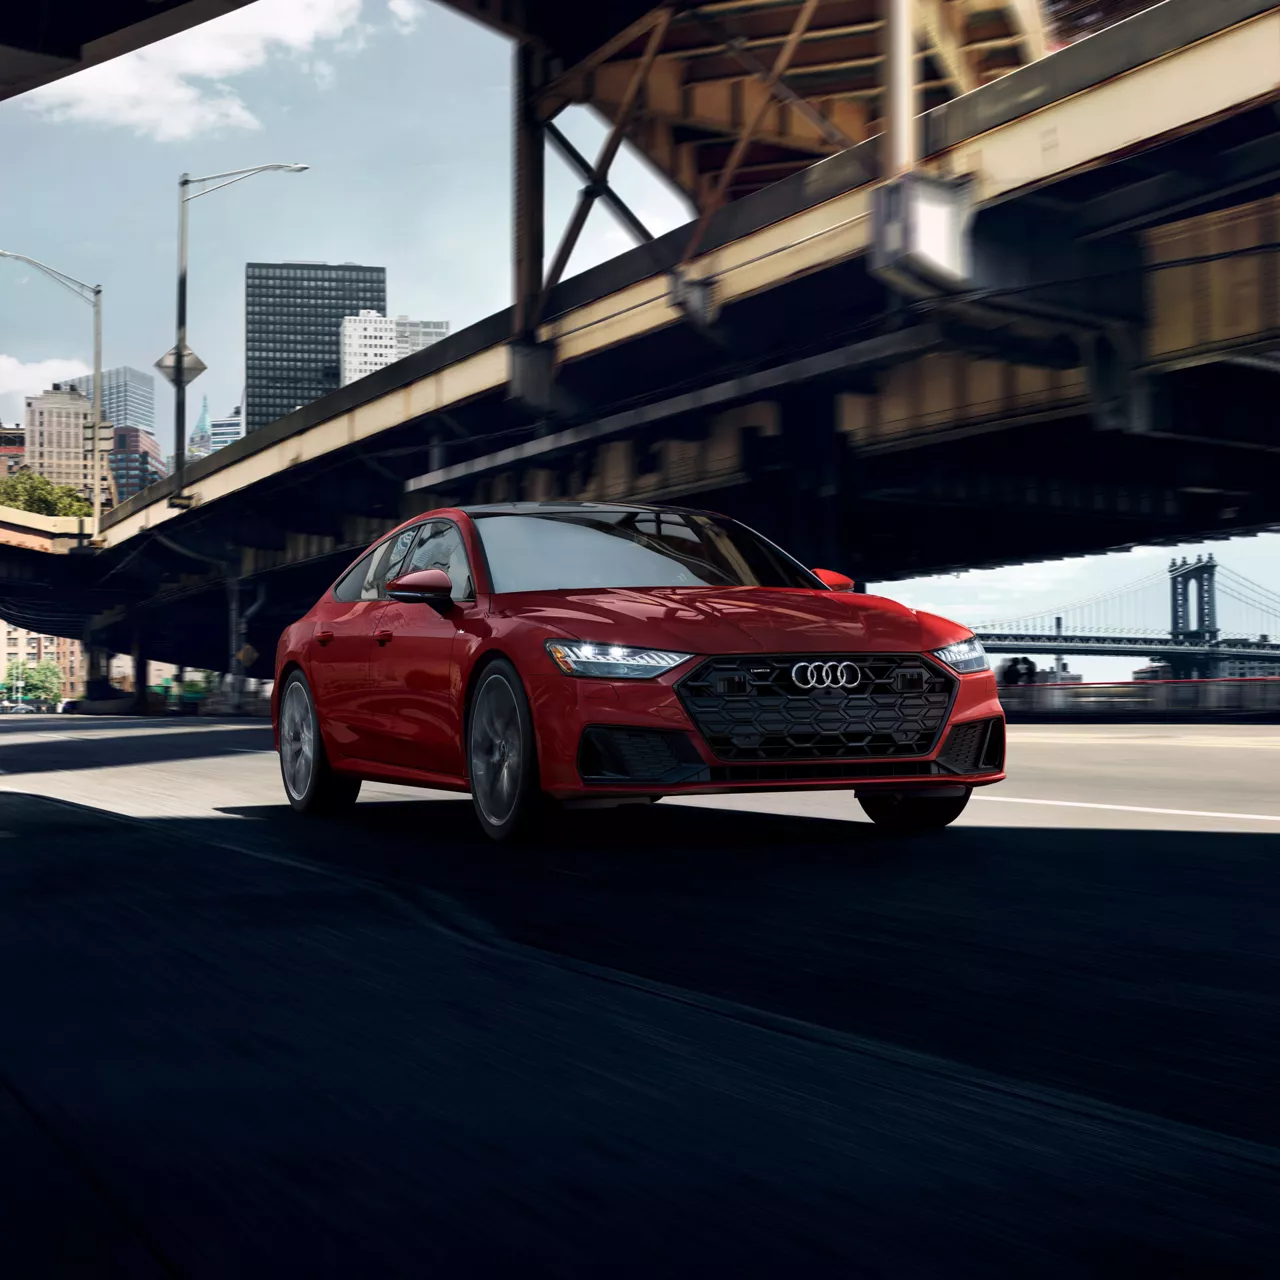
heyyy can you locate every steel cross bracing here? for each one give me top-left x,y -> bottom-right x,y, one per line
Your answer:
508,0 -> 1050,349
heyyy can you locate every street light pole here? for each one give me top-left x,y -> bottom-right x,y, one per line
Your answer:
175,173 -> 190,479
0,250 -> 107,538
171,163 -> 308,486
91,282 -> 103,533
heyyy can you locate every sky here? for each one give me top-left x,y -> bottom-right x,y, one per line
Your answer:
1,0 -> 1277,680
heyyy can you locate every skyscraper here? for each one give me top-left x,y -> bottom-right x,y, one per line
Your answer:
395,316 -> 450,361
244,261 -> 386,434
108,425 -> 166,501
66,366 -> 155,433
24,385 -> 94,494
188,395 -> 213,460
210,406 -> 245,453
340,311 -> 397,387
340,312 -> 450,387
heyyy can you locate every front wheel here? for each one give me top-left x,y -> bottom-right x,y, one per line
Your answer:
279,671 -> 361,816
467,659 -> 544,843
858,788 -> 971,832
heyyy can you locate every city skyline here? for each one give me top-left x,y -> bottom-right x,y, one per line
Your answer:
0,2 -> 674,444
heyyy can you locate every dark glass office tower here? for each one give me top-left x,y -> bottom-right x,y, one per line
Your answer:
244,262 -> 387,434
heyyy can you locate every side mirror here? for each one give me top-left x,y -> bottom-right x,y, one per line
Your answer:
813,568 -> 855,591
386,568 -> 453,608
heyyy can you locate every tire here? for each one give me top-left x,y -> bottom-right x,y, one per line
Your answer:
858,788 -> 971,832
467,658 -> 545,843
278,670 -> 361,816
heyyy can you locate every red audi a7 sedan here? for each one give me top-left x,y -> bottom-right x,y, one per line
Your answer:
273,502 -> 1005,840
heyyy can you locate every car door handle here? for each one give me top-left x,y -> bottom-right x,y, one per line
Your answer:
316,630 -> 334,646
375,629 -> 393,645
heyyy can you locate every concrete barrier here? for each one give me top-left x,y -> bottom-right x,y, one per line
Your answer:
999,678 -> 1280,723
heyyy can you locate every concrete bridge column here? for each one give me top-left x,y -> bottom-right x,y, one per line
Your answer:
83,643 -> 112,703
782,391 -> 845,574
131,624 -> 148,715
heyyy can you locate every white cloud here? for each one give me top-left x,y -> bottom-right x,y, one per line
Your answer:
387,0 -> 425,32
23,0 -> 365,141
0,355 -> 92,423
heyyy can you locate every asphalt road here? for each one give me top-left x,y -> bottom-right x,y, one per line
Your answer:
0,717 -> 1278,1277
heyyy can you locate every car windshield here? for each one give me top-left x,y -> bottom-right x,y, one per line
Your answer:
472,509 -> 821,593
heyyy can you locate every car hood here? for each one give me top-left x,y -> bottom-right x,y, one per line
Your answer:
499,587 -> 939,654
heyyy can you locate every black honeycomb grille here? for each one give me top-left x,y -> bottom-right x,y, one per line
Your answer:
677,654 -> 956,763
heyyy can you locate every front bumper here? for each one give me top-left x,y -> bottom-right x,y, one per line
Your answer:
526,658 -> 1006,800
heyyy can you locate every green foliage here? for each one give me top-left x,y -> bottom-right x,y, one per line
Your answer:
0,471 -> 93,518
2,658 -> 65,705
178,670 -> 216,695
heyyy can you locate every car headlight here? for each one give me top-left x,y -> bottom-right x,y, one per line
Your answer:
545,640 -> 693,679
932,637 -> 989,673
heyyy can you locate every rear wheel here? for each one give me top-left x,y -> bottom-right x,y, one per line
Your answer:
859,789 -> 971,832
279,671 -> 361,816
467,659 -> 544,843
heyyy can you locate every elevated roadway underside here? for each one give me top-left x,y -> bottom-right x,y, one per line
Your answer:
0,2 -> 255,102
4,1 -> 1280,676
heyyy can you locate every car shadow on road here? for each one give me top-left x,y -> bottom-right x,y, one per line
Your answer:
210,794 -> 1280,1149
0,724 -> 274,774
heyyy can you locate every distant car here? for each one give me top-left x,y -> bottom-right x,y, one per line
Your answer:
4,704 -> 35,714
273,503 -> 1006,840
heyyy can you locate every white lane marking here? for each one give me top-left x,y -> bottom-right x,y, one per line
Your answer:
1009,733 -> 1280,750
0,723 -> 270,749
975,795 -> 1280,823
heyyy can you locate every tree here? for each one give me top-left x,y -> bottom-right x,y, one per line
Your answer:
2,659 -> 64,706
0,471 -> 92,517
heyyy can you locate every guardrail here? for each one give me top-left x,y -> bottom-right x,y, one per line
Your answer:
999,678 -> 1280,722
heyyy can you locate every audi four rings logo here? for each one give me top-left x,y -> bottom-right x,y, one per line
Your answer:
791,661 -> 862,689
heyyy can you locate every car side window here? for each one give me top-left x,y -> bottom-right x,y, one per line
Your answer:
404,521 -> 474,600
333,551 -> 374,603
382,526 -> 420,588
358,539 -> 398,600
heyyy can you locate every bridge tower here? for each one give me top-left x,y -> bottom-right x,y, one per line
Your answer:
1169,555 -> 1219,678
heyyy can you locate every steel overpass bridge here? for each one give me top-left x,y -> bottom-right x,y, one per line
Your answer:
4,1 -> 1280,687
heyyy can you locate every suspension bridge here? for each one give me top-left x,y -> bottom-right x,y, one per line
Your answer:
972,557 -> 1280,675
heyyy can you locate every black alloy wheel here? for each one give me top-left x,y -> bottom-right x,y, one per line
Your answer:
467,658 -> 544,842
279,671 -> 361,816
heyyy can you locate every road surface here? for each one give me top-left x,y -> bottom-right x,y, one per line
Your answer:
0,717 -> 1277,1276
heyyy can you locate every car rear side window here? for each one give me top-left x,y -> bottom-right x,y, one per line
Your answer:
333,551 -> 374,603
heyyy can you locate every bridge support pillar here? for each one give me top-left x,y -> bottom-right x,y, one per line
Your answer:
227,579 -> 266,716
781,391 -> 847,573
84,644 -> 112,703
131,628 -> 148,715
512,41 -> 545,344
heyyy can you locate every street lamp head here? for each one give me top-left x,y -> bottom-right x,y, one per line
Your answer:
283,164 -> 310,173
